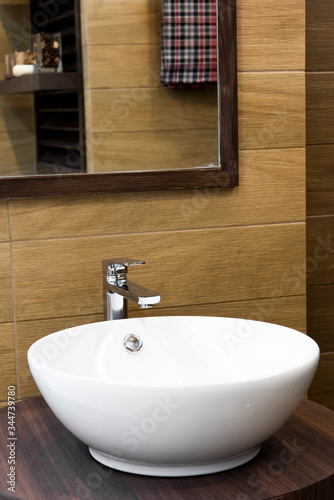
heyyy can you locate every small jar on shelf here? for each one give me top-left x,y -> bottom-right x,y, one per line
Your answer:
33,32 -> 63,73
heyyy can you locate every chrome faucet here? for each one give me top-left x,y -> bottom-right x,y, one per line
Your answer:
102,258 -> 161,320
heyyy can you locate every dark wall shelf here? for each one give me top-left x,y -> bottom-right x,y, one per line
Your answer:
0,72 -> 82,94
0,0 -> 86,175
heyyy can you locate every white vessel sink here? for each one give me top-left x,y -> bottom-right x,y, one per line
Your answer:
28,316 -> 319,477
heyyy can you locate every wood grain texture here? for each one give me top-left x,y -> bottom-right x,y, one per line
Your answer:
0,163 -> 35,177
82,0 -> 304,71
238,72 -> 305,150
306,0 -> 334,71
82,0 -> 161,46
8,148 -> 305,239
308,352 -> 334,411
0,95 -> 34,131
306,145 -> 334,216
86,87 -> 218,134
306,73 -> 334,145
307,191 -> 334,217
0,243 -> 13,323
16,314 -> 103,399
0,323 -> 16,401
11,224 -> 306,322
0,398 -> 333,499
306,216 -> 334,286
307,284 -> 334,352
86,129 -> 218,172
135,295 -> 307,333
86,44 -> 161,89
0,130 -> 35,166
86,73 -> 304,151
238,0 -> 305,71
0,200 -> 9,241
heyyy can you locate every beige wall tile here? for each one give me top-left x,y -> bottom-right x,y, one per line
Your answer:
16,314 -> 103,398
83,0 -> 304,71
12,223 -> 306,322
9,147 -> 305,240
239,72 -> 305,150
0,200 -> 9,241
0,95 -> 34,132
87,44 -> 161,89
0,323 -> 16,401
86,73 -> 305,151
0,130 -> 35,166
86,87 -> 217,135
86,129 -> 218,172
0,243 -> 13,323
134,295 -> 307,334
84,0 -> 161,46
238,0 -> 305,71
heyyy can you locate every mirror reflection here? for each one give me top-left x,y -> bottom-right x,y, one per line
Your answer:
0,0 -> 218,178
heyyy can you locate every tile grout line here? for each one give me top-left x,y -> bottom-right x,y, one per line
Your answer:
7,200 -> 19,401
11,220 -> 307,244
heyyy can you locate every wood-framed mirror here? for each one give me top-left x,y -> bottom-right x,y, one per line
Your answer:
0,0 -> 237,198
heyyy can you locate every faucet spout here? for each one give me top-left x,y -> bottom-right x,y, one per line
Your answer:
102,259 -> 160,320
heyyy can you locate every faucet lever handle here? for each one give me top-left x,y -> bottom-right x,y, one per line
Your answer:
102,258 -> 145,285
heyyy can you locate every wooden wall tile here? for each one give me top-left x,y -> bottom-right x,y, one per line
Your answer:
308,352 -> 334,411
0,323 -> 16,402
0,130 -> 35,166
306,145 -> 334,192
306,0 -> 334,71
307,284 -> 334,352
86,87 -> 217,135
306,74 -> 334,145
0,243 -> 13,323
0,163 -> 35,177
0,200 -> 9,241
307,216 -> 334,285
87,44 -> 161,89
238,0 -> 305,71
133,295 -> 307,334
0,95 -> 34,132
239,73 -> 305,150
83,0 -> 304,72
307,192 -> 334,217
306,145 -> 334,216
86,74 -> 304,153
83,0 -> 161,46
12,224 -> 305,322
9,148 -> 305,239
86,129 -> 218,172
16,314 -> 103,399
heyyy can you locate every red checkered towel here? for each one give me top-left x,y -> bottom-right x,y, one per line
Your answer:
160,0 -> 217,87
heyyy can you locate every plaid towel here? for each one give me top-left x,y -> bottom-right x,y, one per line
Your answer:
160,0 -> 217,87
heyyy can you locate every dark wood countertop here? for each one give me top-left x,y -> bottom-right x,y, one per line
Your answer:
0,397 -> 333,500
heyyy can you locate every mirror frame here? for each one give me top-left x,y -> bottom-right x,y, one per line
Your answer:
0,0 -> 238,198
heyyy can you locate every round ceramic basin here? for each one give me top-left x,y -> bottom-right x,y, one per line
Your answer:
28,316 -> 319,477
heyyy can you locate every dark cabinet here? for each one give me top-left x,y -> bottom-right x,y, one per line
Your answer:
0,0 -> 86,174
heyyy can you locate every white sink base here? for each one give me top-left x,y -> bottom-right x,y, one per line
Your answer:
89,446 -> 261,477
